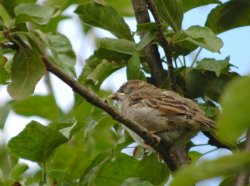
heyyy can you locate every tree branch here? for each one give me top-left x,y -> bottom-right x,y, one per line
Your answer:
235,129 -> 250,186
144,0 -> 176,91
131,0 -> 165,88
8,34 -> 184,171
42,56 -> 181,171
8,21 -> 186,171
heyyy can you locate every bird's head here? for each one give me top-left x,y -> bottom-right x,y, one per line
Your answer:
109,80 -> 155,101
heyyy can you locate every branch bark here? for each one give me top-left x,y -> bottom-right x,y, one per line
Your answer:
235,129 -> 250,186
131,0 -> 165,88
144,0 -> 176,91
42,56 -> 180,171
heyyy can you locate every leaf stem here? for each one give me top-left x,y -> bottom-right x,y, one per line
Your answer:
177,57 -> 184,67
174,58 -> 178,68
40,162 -> 47,185
190,47 -> 202,68
183,56 -> 186,67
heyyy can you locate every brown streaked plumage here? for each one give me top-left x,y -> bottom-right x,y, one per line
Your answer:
111,80 -> 215,146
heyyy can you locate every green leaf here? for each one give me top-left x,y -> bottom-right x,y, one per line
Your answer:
170,152 -> 250,186
78,55 -> 124,90
136,32 -> 155,51
188,151 -> 202,163
95,38 -> 139,61
81,153 -> 169,186
12,95 -> 59,121
182,0 -> 221,12
36,15 -> 71,33
217,76 -> 250,144
8,121 -> 68,162
7,49 -> 45,100
121,178 -> 154,186
0,103 -> 11,129
86,118 -> 117,153
136,23 -> 159,33
48,143 -> 92,181
126,53 -> 146,81
0,145 -> 17,179
185,25 -> 223,52
10,163 -> 28,180
75,3 -> 133,40
77,56 -> 102,90
14,4 -> 56,25
46,33 -> 76,77
196,57 -> 230,77
105,0 -> 134,17
79,151 -> 112,185
0,4 -> 12,26
86,59 -> 123,89
79,38 -> 142,90
48,115 -> 117,181
185,69 -> 239,101
0,0 -> 16,18
173,26 -> 223,56
154,0 -> 183,32
0,0 -> 37,19
172,32 -> 197,57
219,176 -> 236,186
24,170 -> 43,185
206,0 -> 250,34
68,99 -> 93,133
0,55 -> 9,84
198,100 -> 220,118
45,0 -> 84,11
1,0 -> 36,20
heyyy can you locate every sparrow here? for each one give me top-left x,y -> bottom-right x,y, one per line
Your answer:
110,80 -> 215,147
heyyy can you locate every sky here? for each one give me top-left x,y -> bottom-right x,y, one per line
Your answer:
0,2 -> 250,185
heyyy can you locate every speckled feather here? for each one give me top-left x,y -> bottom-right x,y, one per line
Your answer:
113,80 -> 215,145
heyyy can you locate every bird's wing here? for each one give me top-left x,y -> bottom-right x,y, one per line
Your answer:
129,90 -> 215,130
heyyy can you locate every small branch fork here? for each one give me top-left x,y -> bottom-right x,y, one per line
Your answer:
144,0 -> 176,91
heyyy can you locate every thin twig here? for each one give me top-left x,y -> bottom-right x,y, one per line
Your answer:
177,57 -> 184,67
235,129 -> 250,186
131,0 -> 165,88
145,0 -> 176,91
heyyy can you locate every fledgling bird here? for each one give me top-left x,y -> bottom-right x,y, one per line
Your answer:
110,80 -> 215,147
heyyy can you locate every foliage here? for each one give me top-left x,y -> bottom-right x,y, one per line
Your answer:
0,0 -> 249,185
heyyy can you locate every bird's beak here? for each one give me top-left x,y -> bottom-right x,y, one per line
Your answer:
108,92 -> 125,101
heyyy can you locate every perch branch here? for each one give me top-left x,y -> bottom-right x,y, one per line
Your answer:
144,0 -> 176,91
42,56 -> 180,171
8,33 -> 183,171
131,0 -> 165,88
